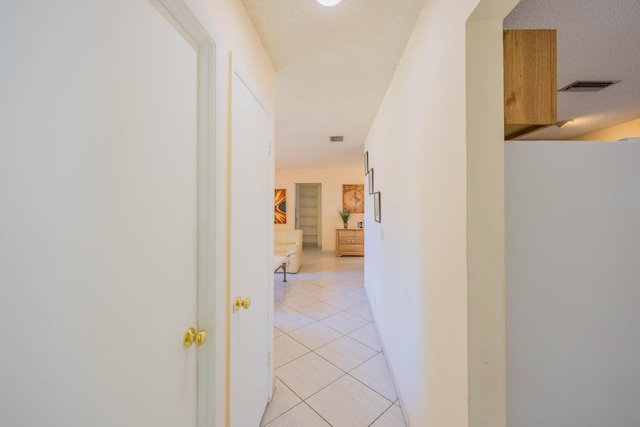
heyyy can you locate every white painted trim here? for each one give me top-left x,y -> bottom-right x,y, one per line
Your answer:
212,36 -> 229,427
195,42 -> 217,427
156,1 -> 227,426
159,0 -> 224,44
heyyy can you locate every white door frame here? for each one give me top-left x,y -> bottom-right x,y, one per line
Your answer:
156,1 -> 226,426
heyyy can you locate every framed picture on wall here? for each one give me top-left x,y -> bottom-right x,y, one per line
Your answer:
368,168 -> 374,195
374,192 -> 381,223
274,189 -> 286,224
364,151 -> 369,175
343,184 -> 364,213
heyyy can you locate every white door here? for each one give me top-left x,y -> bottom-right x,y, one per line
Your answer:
229,63 -> 273,426
0,1 -> 203,425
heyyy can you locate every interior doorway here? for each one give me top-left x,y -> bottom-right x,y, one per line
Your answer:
295,183 -> 322,248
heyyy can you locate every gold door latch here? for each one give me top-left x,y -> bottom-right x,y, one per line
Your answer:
183,327 -> 207,347
234,296 -> 251,312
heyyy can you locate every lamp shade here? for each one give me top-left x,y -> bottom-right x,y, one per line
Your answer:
317,0 -> 342,6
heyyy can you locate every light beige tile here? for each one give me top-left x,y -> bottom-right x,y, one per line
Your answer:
274,287 -> 287,302
260,379 -> 302,426
306,375 -> 393,427
274,311 -> 316,333
370,403 -> 407,427
321,311 -> 370,334
351,302 -> 374,321
274,334 -> 310,368
326,281 -> 363,294
296,301 -> 342,320
345,288 -> 369,301
275,352 -> 344,399
288,322 -> 342,350
313,268 -> 344,276
307,277 -> 343,288
295,273 -> 318,282
293,284 -> 341,301
275,301 -> 296,315
348,322 -> 382,351
274,327 -> 284,338
323,294 -> 364,310
279,292 -> 320,309
286,281 -> 323,293
342,270 -> 364,281
332,279 -> 364,292
350,353 -> 397,401
274,286 -> 303,302
315,335 -> 377,372
265,403 -> 330,427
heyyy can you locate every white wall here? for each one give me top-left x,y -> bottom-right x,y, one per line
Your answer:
201,0 -> 275,105
363,0 -> 519,425
505,141 -> 640,427
364,0 -> 474,424
275,168 -> 364,251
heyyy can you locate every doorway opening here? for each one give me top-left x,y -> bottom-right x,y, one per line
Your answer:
295,183 -> 322,248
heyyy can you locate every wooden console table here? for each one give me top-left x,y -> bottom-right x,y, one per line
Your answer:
335,228 -> 364,257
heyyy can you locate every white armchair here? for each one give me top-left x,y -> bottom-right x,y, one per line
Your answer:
274,229 -> 303,273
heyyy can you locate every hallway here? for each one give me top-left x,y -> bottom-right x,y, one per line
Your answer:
262,249 -> 406,426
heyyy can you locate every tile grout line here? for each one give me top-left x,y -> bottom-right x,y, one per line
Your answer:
272,250 -> 399,426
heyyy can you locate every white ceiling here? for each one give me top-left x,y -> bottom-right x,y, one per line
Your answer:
504,0 -> 640,140
241,0 -> 426,169
241,0 -> 640,169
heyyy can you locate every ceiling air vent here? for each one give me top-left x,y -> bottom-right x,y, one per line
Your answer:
329,136 -> 344,142
559,80 -> 620,92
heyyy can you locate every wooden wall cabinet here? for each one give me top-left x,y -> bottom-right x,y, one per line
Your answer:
335,228 -> 364,257
504,29 -> 557,140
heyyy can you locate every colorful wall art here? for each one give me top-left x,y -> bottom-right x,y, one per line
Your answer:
274,189 -> 287,224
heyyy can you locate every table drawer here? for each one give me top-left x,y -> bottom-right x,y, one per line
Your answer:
339,245 -> 363,252
339,238 -> 363,245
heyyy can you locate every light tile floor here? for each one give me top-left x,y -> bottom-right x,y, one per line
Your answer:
262,249 -> 407,427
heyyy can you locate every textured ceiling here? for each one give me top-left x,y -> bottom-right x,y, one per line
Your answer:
241,0 -> 426,169
243,0 -> 640,169
504,0 -> 640,140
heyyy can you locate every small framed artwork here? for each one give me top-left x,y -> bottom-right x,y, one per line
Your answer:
374,192 -> 381,223
364,151 -> 369,175
343,184 -> 364,213
274,189 -> 287,224
368,168 -> 374,195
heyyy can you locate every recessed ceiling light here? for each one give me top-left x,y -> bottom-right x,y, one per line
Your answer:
317,0 -> 342,6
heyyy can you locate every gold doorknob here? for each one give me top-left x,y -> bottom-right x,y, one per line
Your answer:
184,327 -> 207,347
234,296 -> 251,312
194,329 -> 206,346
